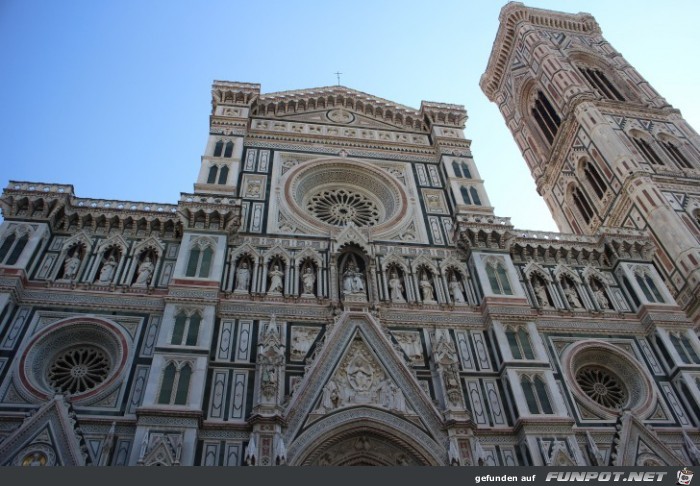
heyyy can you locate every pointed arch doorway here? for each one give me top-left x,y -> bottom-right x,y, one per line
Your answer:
286,408 -> 446,466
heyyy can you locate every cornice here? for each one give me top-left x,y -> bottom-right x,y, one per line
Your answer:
481,2 -> 600,101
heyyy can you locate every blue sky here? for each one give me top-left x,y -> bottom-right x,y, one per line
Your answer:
1,1 -> 699,232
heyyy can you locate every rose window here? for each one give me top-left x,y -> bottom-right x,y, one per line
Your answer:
48,346 -> 111,394
576,366 -> 627,409
306,189 -> 381,227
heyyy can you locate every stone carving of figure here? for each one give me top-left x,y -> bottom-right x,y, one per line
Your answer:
448,275 -> 465,304
390,383 -> 406,412
342,260 -> 365,295
98,256 -> 117,284
261,365 -> 277,399
235,261 -> 250,292
134,256 -> 154,286
62,253 -> 81,280
419,273 -> 435,302
302,266 -> 316,296
563,281 -> 582,308
321,380 -> 340,411
268,264 -> 284,294
592,281 -> 610,310
388,271 -> 405,302
532,278 -> 550,308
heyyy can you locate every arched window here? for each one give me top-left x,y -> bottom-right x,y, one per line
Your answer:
174,364 -> 192,405
0,231 -> 29,265
572,186 -> 595,224
532,91 -> 561,145
470,187 -> 481,205
218,165 -> 229,184
632,137 -> 664,166
158,362 -> 192,405
486,260 -> 513,295
583,161 -> 607,199
207,166 -> 219,184
622,275 -> 641,308
171,311 -> 202,346
223,141 -> 234,158
460,162 -> 471,178
534,376 -> 554,414
669,333 -> 700,364
661,141 -> 692,169
578,67 -> 625,101
460,186 -> 471,205
521,375 -> 553,414
213,141 -> 224,157
186,241 -> 214,278
452,161 -> 462,178
506,326 -> 535,360
635,270 -> 664,303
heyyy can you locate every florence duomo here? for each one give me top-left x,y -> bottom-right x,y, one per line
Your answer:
1,2 -> 700,467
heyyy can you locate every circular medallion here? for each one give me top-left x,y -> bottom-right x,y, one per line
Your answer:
327,109 -> 355,124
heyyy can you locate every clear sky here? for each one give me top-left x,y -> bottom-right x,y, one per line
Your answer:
1,1 -> 699,232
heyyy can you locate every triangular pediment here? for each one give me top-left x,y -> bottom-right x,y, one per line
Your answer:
253,86 -> 426,132
611,411 -> 684,466
0,395 -> 89,466
282,312 -> 446,445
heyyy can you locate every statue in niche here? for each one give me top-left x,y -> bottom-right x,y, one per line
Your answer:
261,365 -> 277,400
301,266 -> 316,296
134,256 -> 154,286
591,280 -> 610,310
448,275 -> 466,304
62,253 -> 81,280
235,261 -> 250,292
268,264 -> 284,294
342,259 -> 365,295
419,273 -> 435,302
388,271 -> 405,302
562,280 -> 582,308
532,278 -> 550,308
321,380 -> 341,412
98,256 -> 117,284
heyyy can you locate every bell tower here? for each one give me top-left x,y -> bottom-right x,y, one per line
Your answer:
481,2 -> 700,325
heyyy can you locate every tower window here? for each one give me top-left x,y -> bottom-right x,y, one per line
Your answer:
506,326 -> 535,360
158,362 -> 192,405
583,161 -> 607,199
214,141 -> 224,157
532,91 -> 561,145
186,241 -> 214,278
207,166 -> 218,184
0,231 -> 29,265
578,67 -> 625,101
633,138 -> 664,166
572,186 -> 595,224
460,186 -> 471,205
224,141 -> 234,158
521,375 -> 553,414
634,270 -> 664,303
661,141 -> 692,169
171,311 -> 202,346
452,161 -> 462,178
470,187 -> 481,205
486,260 -> 513,295
669,333 -> 700,364
218,165 -> 229,185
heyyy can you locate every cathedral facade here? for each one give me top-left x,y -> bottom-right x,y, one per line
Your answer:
0,3 -> 698,467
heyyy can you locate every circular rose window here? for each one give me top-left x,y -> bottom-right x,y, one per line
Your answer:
282,159 -> 410,235
575,366 -> 627,409
17,317 -> 129,402
561,340 -> 656,418
306,188 -> 381,227
48,346 -> 111,394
